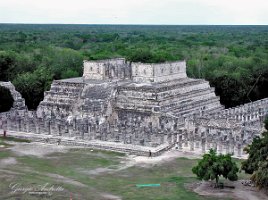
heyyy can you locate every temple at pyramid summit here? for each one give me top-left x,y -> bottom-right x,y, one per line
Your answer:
1,58 -> 268,156
37,58 -> 223,122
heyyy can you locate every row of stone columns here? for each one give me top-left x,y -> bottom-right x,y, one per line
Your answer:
0,110 -> 254,157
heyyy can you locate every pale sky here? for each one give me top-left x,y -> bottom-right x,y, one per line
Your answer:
0,0 -> 267,25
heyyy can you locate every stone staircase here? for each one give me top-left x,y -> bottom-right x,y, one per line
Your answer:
116,77 -> 223,116
37,78 -> 85,118
78,81 -> 118,117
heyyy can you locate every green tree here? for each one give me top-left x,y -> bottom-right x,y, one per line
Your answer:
127,49 -> 153,63
211,75 -> 247,108
0,51 -> 16,81
0,85 -> 14,112
13,67 -> 52,110
48,47 -> 83,79
61,69 -> 79,79
241,118 -> 268,189
192,149 -> 238,187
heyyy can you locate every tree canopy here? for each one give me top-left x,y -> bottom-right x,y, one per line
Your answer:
0,25 -> 267,109
241,118 -> 268,189
0,85 -> 14,112
192,149 -> 239,186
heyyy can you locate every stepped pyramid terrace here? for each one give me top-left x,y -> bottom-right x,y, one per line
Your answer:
0,58 -> 268,156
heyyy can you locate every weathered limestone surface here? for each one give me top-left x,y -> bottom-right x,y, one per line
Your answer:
1,59 -> 268,156
132,61 -> 187,83
83,58 -> 131,80
37,79 -> 85,118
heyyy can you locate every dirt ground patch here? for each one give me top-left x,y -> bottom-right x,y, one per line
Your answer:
188,181 -> 267,200
2,141 -> 264,200
45,173 -> 87,187
78,150 -> 196,176
127,149 -> 201,167
0,157 -> 17,167
100,193 -> 122,200
8,142 -> 70,158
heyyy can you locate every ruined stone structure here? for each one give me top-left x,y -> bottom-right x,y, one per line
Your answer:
1,59 -> 267,156
0,81 -> 26,110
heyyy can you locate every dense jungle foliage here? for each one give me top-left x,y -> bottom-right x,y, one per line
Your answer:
242,118 -> 268,189
0,24 -> 267,109
0,85 -> 14,112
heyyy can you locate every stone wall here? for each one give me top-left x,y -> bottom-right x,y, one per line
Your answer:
132,60 -> 187,83
153,60 -> 187,82
83,58 -> 130,80
207,97 -> 268,130
1,105 -> 263,157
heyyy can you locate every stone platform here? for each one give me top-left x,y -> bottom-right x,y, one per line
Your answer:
1,58 -> 267,156
2,129 -> 173,157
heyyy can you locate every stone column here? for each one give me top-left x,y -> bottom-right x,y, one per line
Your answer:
36,119 -> 40,134
92,124 -> 96,140
190,141 -> 194,151
123,126 -> 127,144
237,143 -> 242,157
184,131 -> 188,147
225,142 -> 230,154
190,131 -> 194,151
87,123 -> 92,139
160,133 -> 165,144
201,137 -> 206,153
48,120 -> 51,135
218,142 -> 223,154
18,118 -> 22,132
57,124 -> 61,136
213,142 -> 217,152
64,123 -> 69,136
26,119 -> 29,133
195,141 -> 200,149
81,124 -> 85,139
230,141 -> 235,155
68,123 -> 73,137
179,134 -> 183,150
73,118 -> 77,131
129,135 -> 132,144
171,132 -> 175,144
15,117 -> 19,132
207,141 -> 211,150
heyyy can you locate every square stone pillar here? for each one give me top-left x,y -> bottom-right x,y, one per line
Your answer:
207,142 -> 211,150
201,139 -> 206,153
237,143 -> 242,157
213,142 -> 217,152
230,143 -> 235,155
26,120 -> 29,133
195,141 -> 200,149
179,134 -> 183,150
48,120 -> 51,135
218,142 -> 223,154
36,121 -> 40,134
190,141 -> 194,151
184,141 -> 188,148
225,143 -> 230,154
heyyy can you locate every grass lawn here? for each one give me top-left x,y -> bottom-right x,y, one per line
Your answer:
0,138 -> 250,200
0,136 -> 30,146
